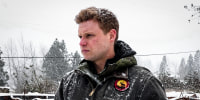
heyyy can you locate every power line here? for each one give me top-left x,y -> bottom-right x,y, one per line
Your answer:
0,57 -> 82,59
136,50 -> 197,56
0,50 -> 198,58
1,57 -> 65,58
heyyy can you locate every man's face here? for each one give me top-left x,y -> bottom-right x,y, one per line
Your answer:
78,20 -> 112,62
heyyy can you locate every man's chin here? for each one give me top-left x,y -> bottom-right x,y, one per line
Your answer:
84,57 -> 94,61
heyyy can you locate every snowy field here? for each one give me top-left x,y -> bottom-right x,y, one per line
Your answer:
166,91 -> 200,100
1,91 -> 200,100
0,92 -> 55,100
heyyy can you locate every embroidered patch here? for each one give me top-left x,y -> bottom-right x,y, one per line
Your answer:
114,79 -> 129,91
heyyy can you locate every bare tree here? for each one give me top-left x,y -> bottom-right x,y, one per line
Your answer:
184,3 -> 200,24
3,38 -> 45,93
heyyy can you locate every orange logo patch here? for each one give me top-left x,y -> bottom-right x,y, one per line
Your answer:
114,79 -> 129,91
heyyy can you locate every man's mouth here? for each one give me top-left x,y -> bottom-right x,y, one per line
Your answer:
82,50 -> 89,53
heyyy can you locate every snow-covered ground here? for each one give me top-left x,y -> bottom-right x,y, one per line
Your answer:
1,91 -> 200,100
0,92 -> 55,100
167,91 -> 200,100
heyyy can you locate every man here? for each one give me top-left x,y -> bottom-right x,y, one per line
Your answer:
55,7 -> 167,100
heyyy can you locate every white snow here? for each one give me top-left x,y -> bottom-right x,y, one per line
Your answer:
1,91 -> 200,100
166,91 -> 200,100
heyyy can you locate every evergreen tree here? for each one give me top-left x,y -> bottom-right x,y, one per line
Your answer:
190,71 -> 200,93
185,54 -> 194,76
194,50 -> 200,79
42,39 -> 70,82
71,51 -> 82,70
184,54 -> 197,91
158,56 -> 170,88
0,48 -> 9,86
178,58 -> 186,80
189,50 -> 200,92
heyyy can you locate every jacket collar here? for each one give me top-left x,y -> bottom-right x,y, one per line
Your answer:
76,56 -> 137,85
114,40 -> 136,60
76,40 -> 137,84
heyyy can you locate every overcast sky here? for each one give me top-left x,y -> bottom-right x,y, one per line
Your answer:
0,0 -> 200,72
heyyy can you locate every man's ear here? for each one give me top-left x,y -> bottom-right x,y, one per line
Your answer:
109,29 -> 117,42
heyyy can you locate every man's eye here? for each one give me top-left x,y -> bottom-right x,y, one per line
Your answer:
86,34 -> 93,38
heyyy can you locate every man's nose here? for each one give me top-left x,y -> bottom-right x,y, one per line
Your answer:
80,38 -> 87,46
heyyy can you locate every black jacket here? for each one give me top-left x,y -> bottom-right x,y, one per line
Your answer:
55,41 -> 167,100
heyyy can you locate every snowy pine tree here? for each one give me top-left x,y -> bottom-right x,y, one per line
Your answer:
194,50 -> 200,79
42,39 -> 70,82
185,54 -> 194,77
70,51 -> 81,70
191,50 -> 200,92
178,58 -> 186,80
0,48 -> 9,86
184,54 -> 198,91
158,56 -> 170,88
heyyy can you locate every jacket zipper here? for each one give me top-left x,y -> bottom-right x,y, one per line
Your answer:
89,88 -> 96,96
86,77 -> 98,97
89,77 -> 113,97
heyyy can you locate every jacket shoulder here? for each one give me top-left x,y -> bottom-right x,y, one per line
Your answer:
55,69 -> 86,100
128,65 -> 156,90
61,70 -> 82,82
128,65 -> 167,100
128,65 -> 153,78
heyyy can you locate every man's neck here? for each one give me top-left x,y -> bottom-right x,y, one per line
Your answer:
94,50 -> 115,74
94,59 -> 107,74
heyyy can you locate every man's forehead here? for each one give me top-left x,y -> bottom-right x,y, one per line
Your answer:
78,20 -> 99,34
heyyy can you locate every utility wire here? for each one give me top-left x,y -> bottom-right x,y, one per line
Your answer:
1,57 -> 65,58
0,50 -> 198,58
0,57 -> 78,59
136,50 -> 197,56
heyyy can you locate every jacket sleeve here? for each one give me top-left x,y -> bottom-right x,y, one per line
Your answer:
54,79 -> 64,100
139,76 -> 167,100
